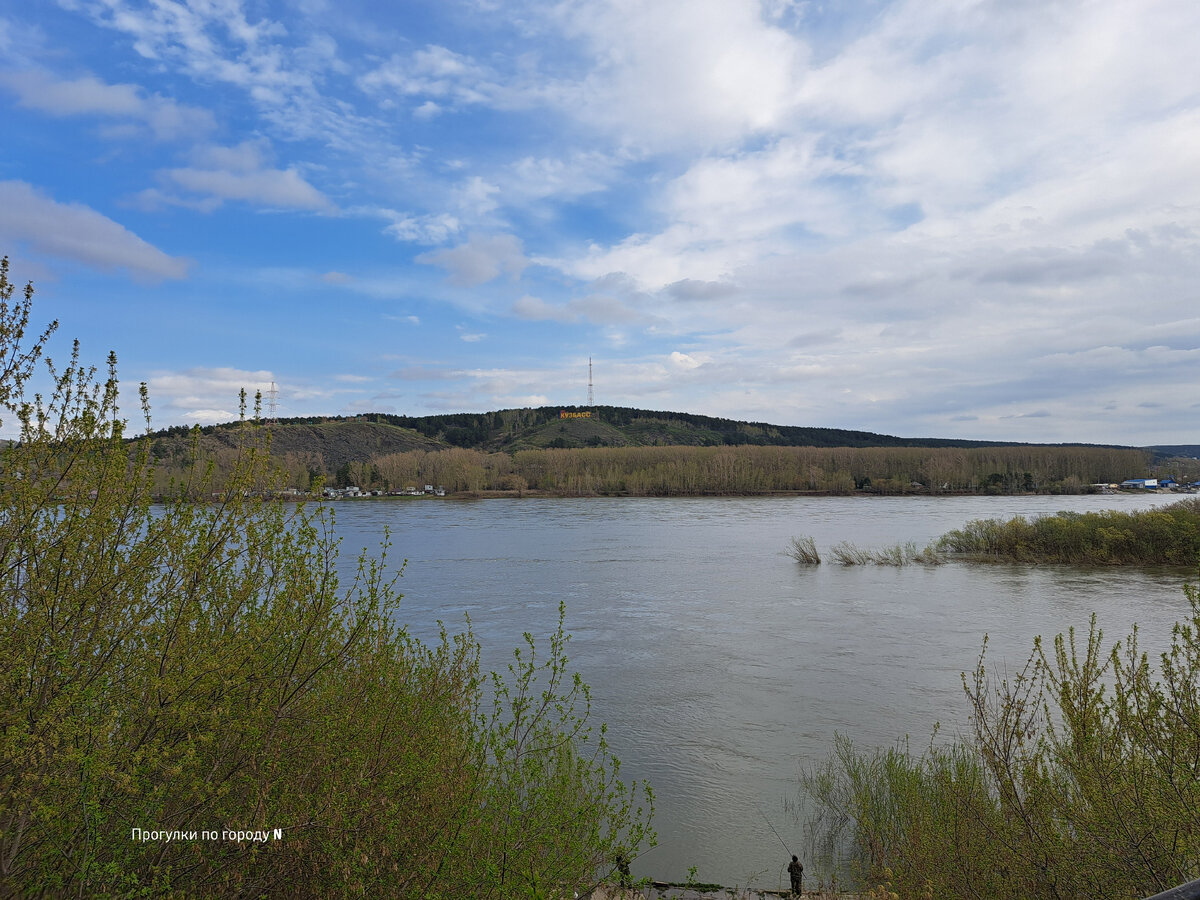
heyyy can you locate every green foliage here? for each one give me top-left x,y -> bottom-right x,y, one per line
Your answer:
938,500 -> 1200,565
0,259 -> 653,898
802,580 -> 1200,898
471,603 -> 655,899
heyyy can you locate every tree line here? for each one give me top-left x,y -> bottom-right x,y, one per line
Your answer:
249,443 -> 1152,496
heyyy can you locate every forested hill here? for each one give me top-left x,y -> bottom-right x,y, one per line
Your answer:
256,405 -> 1107,454
371,406 -> 1008,450
143,405 -> 1163,495
148,404 -> 1139,475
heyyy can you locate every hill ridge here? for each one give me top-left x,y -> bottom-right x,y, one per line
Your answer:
171,404 -> 1136,454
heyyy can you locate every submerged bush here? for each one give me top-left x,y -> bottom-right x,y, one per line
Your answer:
803,577 -> 1200,898
0,259 -> 653,898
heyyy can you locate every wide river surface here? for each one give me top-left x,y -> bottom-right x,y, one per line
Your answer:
329,493 -> 1192,890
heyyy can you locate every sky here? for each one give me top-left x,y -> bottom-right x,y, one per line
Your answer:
0,0 -> 1197,445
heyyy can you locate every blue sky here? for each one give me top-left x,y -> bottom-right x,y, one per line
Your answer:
1,0 -> 1197,444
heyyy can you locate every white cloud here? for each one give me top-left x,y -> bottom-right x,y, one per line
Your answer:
0,68 -> 216,140
67,0 -> 310,99
502,152 -> 618,204
551,0 -> 808,150
357,44 -> 497,108
496,394 -> 549,407
175,408 -> 235,425
512,291 -> 662,326
128,188 -> 223,214
453,176 -> 501,218
163,164 -> 331,210
58,0 -> 366,151
381,211 -> 462,244
148,367 -> 277,408
512,295 -> 571,322
0,180 -> 189,281
141,366 -> 372,426
190,140 -> 271,173
665,279 -> 739,301
134,139 -> 334,212
417,233 -> 527,286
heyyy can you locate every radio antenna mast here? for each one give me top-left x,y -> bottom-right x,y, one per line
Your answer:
587,357 -> 594,406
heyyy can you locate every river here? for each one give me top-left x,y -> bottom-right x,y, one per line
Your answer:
329,492 -> 1193,890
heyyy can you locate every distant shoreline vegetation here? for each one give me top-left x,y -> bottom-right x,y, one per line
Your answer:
151,436 -> 1160,498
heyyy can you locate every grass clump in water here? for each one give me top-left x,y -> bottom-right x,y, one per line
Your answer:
788,534 -> 822,565
829,541 -> 945,567
831,541 -> 873,566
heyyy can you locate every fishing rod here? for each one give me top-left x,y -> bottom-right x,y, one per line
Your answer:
757,804 -> 799,893
756,803 -> 792,856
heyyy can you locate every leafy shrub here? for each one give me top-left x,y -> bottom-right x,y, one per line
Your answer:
937,501 -> 1200,565
803,579 -> 1200,897
0,259 -> 653,898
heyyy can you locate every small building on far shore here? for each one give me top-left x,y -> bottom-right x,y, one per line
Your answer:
1121,478 -> 1159,489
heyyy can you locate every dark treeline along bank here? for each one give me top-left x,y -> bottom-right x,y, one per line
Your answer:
142,404 -> 1182,497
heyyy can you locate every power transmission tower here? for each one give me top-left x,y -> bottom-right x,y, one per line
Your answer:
587,357 -> 594,406
267,380 -> 278,424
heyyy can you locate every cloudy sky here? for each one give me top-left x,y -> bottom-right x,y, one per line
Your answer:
1,0 -> 1197,444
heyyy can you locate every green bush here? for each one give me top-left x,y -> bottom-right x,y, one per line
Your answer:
0,258 -> 653,898
937,502 -> 1200,565
803,582 -> 1200,897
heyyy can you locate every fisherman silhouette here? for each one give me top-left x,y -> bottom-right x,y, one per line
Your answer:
615,852 -> 631,889
787,855 -> 803,895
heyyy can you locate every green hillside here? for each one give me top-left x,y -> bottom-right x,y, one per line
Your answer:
150,404 -> 958,465
255,405 -> 1063,453
144,405 -> 1155,496
148,418 -> 444,481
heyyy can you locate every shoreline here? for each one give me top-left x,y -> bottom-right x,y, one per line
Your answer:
591,884 -> 869,900
311,487 -> 1190,501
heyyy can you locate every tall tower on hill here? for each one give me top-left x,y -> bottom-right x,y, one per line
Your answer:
587,358 -> 594,406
